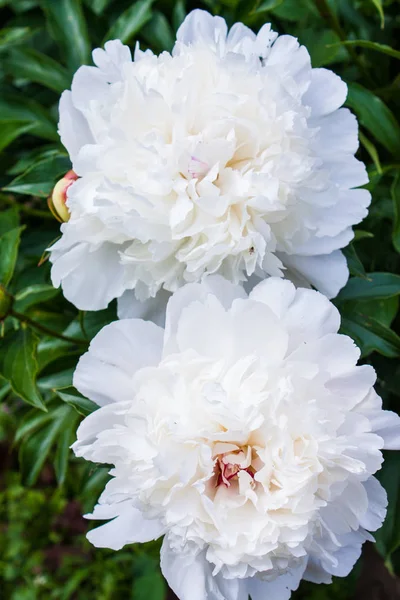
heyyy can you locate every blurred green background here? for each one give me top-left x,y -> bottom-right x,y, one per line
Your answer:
0,0 -> 399,598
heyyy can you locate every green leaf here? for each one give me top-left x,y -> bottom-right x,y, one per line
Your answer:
0,377 -> 11,402
253,0 -> 283,12
346,83 -> 400,157
15,407 -> 54,443
353,229 -> 374,241
0,206 -> 19,235
375,452 -> 400,559
14,285 -> 60,313
271,0 -> 318,21
337,272 -> 400,301
19,405 -> 70,485
4,153 -> 70,198
359,296 -> 399,327
80,465 -> 110,511
37,336 -> 81,372
0,120 -> 35,153
329,40 -> 400,60
0,226 -> 24,286
0,27 -> 33,51
141,11 -> 175,52
172,0 -> 186,32
392,171 -> 400,253
54,416 -> 78,485
40,0 -> 91,70
359,131 -> 382,175
299,29 -> 343,68
3,47 -> 71,93
0,94 -> 57,141
0,207 -> 23,285
132,555 -> 166,600
54,386 -> 97,416
104,0 -> 154,45
370,0 -> 384,29
38,367 -> 74,391
341,313 -> 400,358
86,0 -> 111,14
342,244 -> 367,279
0,328 -> 46,410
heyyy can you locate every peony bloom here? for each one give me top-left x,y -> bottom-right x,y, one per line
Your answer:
72,276 -> 400,600
50,9 -> 370,314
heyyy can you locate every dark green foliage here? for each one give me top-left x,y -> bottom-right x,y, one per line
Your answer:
0,0 -> 399,598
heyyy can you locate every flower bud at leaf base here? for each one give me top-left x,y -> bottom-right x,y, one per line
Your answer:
48,170 -> 77,223
0,285 -> 13,320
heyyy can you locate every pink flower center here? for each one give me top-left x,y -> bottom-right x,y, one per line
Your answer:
213,443 -> 255,488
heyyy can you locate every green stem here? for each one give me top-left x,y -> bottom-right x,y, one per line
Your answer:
0,196 -> 53,219
11,310 -> 88,346
314,0 -> 374,85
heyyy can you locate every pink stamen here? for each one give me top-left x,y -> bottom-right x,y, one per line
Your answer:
215,453 -> 255,488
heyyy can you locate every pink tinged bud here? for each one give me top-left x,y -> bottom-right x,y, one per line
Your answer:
48,170 -> 78,223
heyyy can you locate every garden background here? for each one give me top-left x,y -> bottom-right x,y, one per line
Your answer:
0,0 -> 399,598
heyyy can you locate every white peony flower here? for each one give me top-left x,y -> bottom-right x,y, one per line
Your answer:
50,9 -> 370,314
72,276 -> 400,600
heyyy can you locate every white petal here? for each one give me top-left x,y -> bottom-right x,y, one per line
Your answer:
265,35 -> 311,93
117,288 -> 170,327
73,319 -> 163,406
313,108 -> 359,158
86,502 -> 164,550
160,541 -> 209,600
164,275 -> 245,354
70,65 -> 109,112
329,156 -> 369,189
303,556 -> 332,584
368,409 -> 400,450
290,333 -> 360,377
58,91 -> 93,162
326,365 -> 376,406
304,68 -> 347,117
231,299 -> 288,362
359,477 -> 387,531
247,560 -> 306,600
92,39 -> 132,83
283,287 -> 341,349
325,540 -> 362,577
176,295 -> 234,359
291,228 -> 354,257
279,250 -> 349,299
175,9 -> 228,50
249,277 -> 296,319
161,540 -> 247,600
51,241 -> 125,311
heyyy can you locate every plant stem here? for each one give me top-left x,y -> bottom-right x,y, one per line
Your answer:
11,310 -> 88,346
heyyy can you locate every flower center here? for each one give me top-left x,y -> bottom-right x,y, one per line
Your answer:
213,442 -> 256,488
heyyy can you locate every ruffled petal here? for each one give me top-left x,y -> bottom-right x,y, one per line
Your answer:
304,68 -> 347,117
247,560 -> 306,600
117,288 -> 170,326
50,241 -> 125,311
160,540 -> 247,600
174,9 -> 228,52
279,250 -> 349,299
73,319 -> 163,406
164,275 -> 246,354
58,91 -> 94,162
86,501 -> 164,550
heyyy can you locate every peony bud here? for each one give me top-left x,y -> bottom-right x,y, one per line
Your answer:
48,170 -> 77,223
